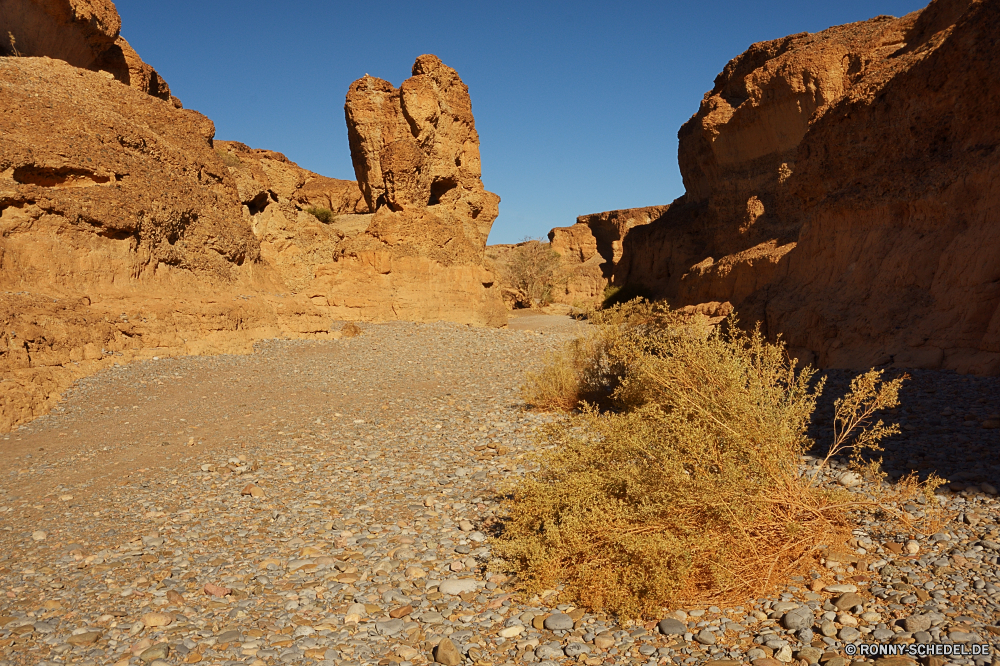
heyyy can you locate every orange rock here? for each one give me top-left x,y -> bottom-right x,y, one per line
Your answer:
389,604 -> 413,619
203,582 -> 231,597
241,484 -> 265,499
605,0 -> 1000,376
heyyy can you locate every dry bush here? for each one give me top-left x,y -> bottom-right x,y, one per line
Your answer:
215,148 -> 243,168
497,300 -> 927,619
493,239 -> 562,308
306,206 -> 335,224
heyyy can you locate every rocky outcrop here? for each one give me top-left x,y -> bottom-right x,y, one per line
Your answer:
1,0 -> 172,101
612,0 -> 1000,374
0,56 -> 344,432
545,206 -> 669,305
314,54 -> 506,326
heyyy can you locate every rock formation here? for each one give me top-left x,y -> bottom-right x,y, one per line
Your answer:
1,0 -> 174,101
1,37 -> 506,431
610,0 -> 999,374
547,206 -> 669,305
0,55 -> 348,432
308,54 -> 506,326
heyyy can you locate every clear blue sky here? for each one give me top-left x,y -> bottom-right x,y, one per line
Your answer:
117,0 -> 927,244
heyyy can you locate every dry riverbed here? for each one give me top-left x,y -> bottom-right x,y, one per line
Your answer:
1,317 -> 999,666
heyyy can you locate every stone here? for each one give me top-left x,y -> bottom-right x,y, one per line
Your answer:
695,628 -> 717,645
837,472 -> 862,488
438,578 -> 478,595
498,625 -> 524,638
241,483 -> 265,498
564,642 -> 590,657
458,519 -> 474,531
903,614 -> 932,633
838,626 -> 861,642
138,643 -> 169,663
31,530 -> 46,541
781,606 -> 814,631
140,612 -> 172,628
166,590 -> 184,605
796,647 -> 822,664
833,592 -> 864,610
344,602 -> 367,623
389,604 -> 413,618
536,643 -> 565,660
658,617 -> 687,635
375,618 -> 404,635
67,631 -> 101,646
543,613 -> 574,630
593,633 -> 615,649
823,584 -> 858,594
433,637 -> 463,666
203,582 -> 231,597
774,645 -> 793,662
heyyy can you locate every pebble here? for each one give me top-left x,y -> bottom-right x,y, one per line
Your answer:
1,322 -> 999,666
543,612 -> 574,630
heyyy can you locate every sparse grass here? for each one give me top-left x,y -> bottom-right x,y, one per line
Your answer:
216,149 -> 242,168
602,282 -> 653,308
495,299 -> 937,619
6,32 -> 21,57
306,206 -> 336,224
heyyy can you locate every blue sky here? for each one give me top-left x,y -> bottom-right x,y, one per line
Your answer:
117,0 -> 927,244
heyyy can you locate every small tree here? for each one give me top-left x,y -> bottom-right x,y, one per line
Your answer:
496,238 -> 562,308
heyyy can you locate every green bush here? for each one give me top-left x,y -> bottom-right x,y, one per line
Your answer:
306,206 -> 335,224
496,300 -> 921,618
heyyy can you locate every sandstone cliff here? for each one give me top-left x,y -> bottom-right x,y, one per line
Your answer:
323,54 -> 506,326
0,56 -> 344,432
1,0 -> 174,101
547,206 -> 670,305
611,0 -> 999,374
1,45 -> 506,432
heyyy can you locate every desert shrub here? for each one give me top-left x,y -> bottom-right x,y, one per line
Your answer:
601,282 -> 653,308
215,148 -> 242,168
6,32 -> 21,57
495,239 -> 562,308
497,301 -> 920,618
306,206 -> 335,224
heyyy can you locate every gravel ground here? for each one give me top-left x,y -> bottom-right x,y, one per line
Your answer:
0,318 -> 998,666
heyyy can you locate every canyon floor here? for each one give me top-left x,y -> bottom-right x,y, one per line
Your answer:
1,314 -> 999,666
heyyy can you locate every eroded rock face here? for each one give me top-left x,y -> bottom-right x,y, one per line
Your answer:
545,206 -> 670,305
345,54 -> 500,249
1,0 -> 172,100
0,57 -> 337,432
612,0 -> 999,374
325,54 -> 506,325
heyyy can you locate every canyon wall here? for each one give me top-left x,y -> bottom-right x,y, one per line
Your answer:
610,0 -> 999,374
0,0 -> 175,102
0,4 -> 505,432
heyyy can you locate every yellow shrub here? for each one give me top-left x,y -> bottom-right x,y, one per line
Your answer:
498,300 -> 917,618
